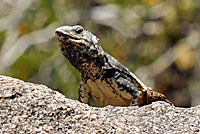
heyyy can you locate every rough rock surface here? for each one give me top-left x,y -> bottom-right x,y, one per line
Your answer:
0,75 -> 199,134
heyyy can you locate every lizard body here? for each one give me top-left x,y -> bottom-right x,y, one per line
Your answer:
55,25 -> 172,107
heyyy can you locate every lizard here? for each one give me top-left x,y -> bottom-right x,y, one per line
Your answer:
55,25 -> 173,107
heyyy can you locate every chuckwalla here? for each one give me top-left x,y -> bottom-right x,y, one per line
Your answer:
55,25 -> 173,107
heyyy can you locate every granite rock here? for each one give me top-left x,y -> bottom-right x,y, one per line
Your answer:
0,75 -> 199,133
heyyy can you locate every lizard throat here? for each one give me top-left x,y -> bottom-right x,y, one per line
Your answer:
60,41 -> 105,75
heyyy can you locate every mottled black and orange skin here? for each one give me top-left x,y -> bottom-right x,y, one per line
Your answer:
55,25 -> 172,107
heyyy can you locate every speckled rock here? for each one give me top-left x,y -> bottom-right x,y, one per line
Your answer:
0,75 -> 200,133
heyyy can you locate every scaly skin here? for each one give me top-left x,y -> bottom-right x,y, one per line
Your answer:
55,25 -> 173,107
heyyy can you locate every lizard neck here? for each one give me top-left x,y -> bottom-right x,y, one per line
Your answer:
62,42 -> 105,79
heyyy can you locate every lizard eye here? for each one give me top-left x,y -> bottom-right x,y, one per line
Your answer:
75,27 -> 83,34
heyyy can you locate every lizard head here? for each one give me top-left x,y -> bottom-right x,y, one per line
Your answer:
55,25 -> 99,46
55,25 -> 104,72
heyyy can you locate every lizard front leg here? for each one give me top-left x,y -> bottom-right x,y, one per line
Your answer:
78,81 -> 92,105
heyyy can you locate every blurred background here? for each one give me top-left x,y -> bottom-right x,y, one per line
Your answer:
0,0 -> 200,107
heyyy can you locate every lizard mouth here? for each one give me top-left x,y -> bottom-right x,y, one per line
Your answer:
55,31 -> 78,42
55,30 -> 86,48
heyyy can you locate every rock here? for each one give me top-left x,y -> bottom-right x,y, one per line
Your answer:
0,75 -> 199,133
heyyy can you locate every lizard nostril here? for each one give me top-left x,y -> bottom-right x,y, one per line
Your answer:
55,31 -> 62,36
